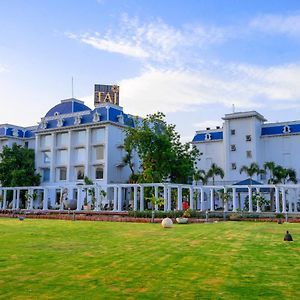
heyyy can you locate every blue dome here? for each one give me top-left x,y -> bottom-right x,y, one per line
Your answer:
45,98 -> 91,117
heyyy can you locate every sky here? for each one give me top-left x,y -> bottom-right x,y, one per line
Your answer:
1,0 -> 300,142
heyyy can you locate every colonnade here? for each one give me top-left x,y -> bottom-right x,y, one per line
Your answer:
0,183 -> 299,213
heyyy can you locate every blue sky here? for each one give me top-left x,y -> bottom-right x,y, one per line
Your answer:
1,0 -> 300,141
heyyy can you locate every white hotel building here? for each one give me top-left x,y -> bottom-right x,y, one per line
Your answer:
1,86 -> 300,212
0,85 -> 139,188
192,111 -> 300,184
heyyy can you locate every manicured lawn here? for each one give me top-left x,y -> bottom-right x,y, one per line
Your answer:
0,219 -> 300,299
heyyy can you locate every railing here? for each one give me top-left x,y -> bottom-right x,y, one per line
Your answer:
0,182 -> 299,213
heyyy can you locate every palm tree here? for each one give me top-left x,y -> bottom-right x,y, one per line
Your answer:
264,161 -> 276,184
206,163 -> 224,210
239,162 -> 265,183
264,161 -> 276,211
206,163 -> 224,185
240,162 -> 265,212
273,166 -> 297,184
193,169 -> 207,185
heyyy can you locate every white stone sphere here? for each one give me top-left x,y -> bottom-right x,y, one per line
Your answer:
161,217 -> 173,228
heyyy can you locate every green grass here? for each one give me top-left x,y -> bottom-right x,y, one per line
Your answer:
0,219 -> 300,300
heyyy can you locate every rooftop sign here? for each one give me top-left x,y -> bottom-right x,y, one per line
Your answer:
94,84 -> 120,106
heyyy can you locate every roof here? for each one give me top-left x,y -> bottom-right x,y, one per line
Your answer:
233,178 -> 270,192
222,111 -> 267,122
45,98 -> 91,117
37,102 -> 136,131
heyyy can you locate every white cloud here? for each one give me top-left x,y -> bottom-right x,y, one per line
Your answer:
68,15 -> 227,63
0,64 -> 7,73
119,63 -> 300,116
250,13 -> 300,35
80,36 -> 149,58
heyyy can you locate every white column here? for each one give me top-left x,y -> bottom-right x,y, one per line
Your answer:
281,187 -> 286,213
85,128 -> 91,179
196,190 -> 201,210
223,188 -> 228,212
3,190 -> 7,209
67,131 -> 72,182
16,189 -> 20,209
140,186 -> 144,211
177,186 -> 182,210
275,187 -> 280,213
154,186 -> 159,210
256,188 -> 261,213
189,187 -> 194,210
76,188 -> 81,211
133,186 -> 138,211
118,187 -> 122,212
113,187 -> 118,211
50,133 -> 56,182
163,186 -> 168,212
12,189 -> 16,209
167,187 -> 172,211
43,188 -> 48,210
210,189 -> 214,211
200,188 -> 205,211
28,188 -> 32,210
95,187 -> 100,211
248,187 -> 253,212
232,188 -> 237,212
288,190 -> 293,213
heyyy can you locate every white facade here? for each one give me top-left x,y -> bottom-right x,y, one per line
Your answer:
0,95 -> 140,187
192,111 -> 300,184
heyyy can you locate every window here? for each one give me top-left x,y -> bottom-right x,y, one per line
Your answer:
231,129 -> 235,135
95,166 -> 104,179
231,163 -> 236,170
283,125 -> 291,134
92,128 -> 105,144
246,135 -> 251,141
58,167 -> 67,181
75,148 -> 85,163
24,142 -> 29,149
76,167 -> 85,180
57,149 -> 67,164
42,168 -> 50,182
246,150 -> 252,158
40,135 -> 51,148
74,130 -> 86,145
205,133 -> 211,141
56,132 -> 68,147
43,151 -> 51,163
94,145 -> 104,160
230,145 -> 236,151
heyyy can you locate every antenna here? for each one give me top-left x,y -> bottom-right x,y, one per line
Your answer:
71,77 -> 74,98
232,103 -> 235,113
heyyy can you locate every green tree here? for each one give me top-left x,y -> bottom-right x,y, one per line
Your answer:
193,169 -> 207,185
206,163 -> 224,185
264,162 -> 297,211
273,166 -> 297,184
0,144 -> 40,187
264,161 -> 276,184
264,161 -> 276,211
206,163 -> 224,210
123,112 -> 200,184
239,162 -> 265,183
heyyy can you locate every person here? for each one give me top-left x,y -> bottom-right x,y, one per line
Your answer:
284,230 -> 293,241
